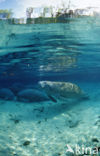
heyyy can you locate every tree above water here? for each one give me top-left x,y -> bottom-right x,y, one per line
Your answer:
0,9 -> 13,18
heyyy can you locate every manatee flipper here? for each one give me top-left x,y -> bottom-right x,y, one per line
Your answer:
48,95 -> 57,103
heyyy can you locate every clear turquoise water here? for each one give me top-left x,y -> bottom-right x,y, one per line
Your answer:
0,17 -> 100,85
0,17 -> 100,155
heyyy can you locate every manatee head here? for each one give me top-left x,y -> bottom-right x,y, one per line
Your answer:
39,81 -> 53,88
38,81 -> 47,88
38,81 -> 57,102
38,81 -> 54,94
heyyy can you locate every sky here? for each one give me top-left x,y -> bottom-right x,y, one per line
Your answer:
0,0 -> 100,18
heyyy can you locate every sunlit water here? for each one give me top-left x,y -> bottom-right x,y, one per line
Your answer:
0,17 -> 100,84
0,17 -> 100,156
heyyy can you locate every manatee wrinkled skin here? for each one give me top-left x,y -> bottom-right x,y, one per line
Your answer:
38,81 -> 86,100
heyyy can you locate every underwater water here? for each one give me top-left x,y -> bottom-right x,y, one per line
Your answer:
0,17 -> 100,156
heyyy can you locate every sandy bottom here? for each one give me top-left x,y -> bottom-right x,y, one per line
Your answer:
0,83 -> 100,156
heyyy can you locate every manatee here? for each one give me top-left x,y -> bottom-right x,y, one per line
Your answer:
17,89 -> 49,102
38,81 -> 88,102
0,88 -> 15,100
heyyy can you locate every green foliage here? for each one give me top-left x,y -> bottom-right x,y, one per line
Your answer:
0,9 -> 13,18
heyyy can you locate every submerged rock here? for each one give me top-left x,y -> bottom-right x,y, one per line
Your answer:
23,141 -> 30,146
39,81 -> 87,100
0,88 -> 15,100
17,89 -> 49,102
92,138 -> 99,143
